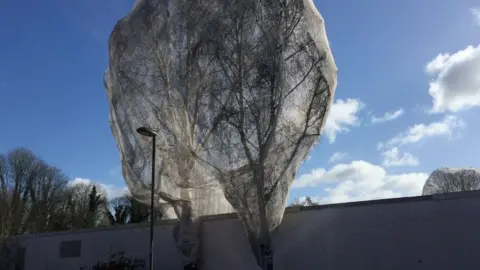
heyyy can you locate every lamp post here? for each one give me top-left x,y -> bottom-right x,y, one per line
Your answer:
136,126 -> 158,270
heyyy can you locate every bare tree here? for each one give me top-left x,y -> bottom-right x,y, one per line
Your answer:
0,148 -> 76,269
0,148 -> 40,235
105,0 -> 337,269
289,196 -> 318,207
0,148 -> 111,236
62,182 -> 111,229
422,168 -> 480,195
0,148 -> 70,235
105,195 -> 163,225
24,163 -> 69,233
106,196 -> 131,225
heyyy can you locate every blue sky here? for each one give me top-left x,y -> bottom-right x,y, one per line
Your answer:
1,0 -> 479,204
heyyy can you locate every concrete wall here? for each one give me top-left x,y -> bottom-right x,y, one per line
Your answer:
13,191 -> 480,270
16,221 -> 182,270
201,192 -> 480,270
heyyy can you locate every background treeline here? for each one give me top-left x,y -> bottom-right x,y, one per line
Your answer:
0,147 -> 163,238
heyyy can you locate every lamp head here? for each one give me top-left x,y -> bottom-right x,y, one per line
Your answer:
136,127 -> 158,137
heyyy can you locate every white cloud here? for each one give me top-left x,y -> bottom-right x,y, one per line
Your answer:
292,168 -> 327,188
324,99 -> 364,143
328,152 -> 348,164
472,8 -> 480,26
425,44 -> 480,113
70,177 -> 129,199
292,160 -> 428,204
370,109 -> 404,124
381,147 -> 419,167
70,178 -> 91,186
378,115 -> 465,150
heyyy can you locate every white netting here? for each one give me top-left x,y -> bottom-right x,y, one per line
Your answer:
423,168 -> 480,195
105,0 -> 337,267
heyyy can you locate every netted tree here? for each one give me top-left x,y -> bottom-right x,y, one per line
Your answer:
105,195 -> 164,225
422,168 -> 480,195
105,0 -> 337,269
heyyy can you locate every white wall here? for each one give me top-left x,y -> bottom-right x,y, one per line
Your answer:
201,192 -> 480,270
17,222 -> 182,270
14,191 -> 480,270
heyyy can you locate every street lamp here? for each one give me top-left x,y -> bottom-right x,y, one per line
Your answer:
136,126 -> 158,270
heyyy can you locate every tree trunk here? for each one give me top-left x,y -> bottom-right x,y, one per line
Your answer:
255,164 -> 273,270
